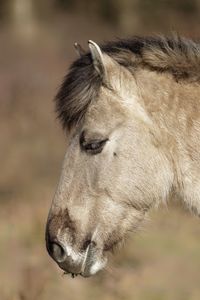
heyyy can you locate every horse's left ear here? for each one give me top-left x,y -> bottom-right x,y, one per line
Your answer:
88,40 -> 105,78
74,42 -> 86,57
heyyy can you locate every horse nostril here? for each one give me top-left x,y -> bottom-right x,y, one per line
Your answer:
49,241 -> 66,263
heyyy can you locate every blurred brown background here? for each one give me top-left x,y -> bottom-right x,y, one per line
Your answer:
1,1 -> 200,299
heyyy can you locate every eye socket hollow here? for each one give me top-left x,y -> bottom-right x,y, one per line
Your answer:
80,133 -> 108,155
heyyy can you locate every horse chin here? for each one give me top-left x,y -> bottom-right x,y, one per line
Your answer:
89,256 -> 107,276
78,255 -> 107,277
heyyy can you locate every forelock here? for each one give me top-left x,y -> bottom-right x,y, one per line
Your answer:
55,53 -> 103,130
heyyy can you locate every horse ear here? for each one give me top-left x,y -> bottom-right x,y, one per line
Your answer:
88,40 -> 105,77
74,42 -> 86,57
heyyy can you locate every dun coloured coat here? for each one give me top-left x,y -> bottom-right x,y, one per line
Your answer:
46,36 -> 200,277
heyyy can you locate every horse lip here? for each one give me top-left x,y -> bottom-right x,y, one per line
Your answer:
55,242 -> 104,277
56,243 -> 95,276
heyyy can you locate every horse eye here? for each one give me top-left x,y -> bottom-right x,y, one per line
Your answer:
80,136 -> 108,154
85,140 -> 106,151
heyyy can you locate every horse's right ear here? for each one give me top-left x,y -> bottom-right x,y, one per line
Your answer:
88,40 -> 106,78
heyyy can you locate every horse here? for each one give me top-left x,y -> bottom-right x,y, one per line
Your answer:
45,36 -> 200,277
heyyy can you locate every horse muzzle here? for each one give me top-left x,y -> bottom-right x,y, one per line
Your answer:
46,234 -> 107,277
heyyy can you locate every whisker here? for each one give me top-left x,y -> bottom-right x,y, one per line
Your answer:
81,244 -> 90,273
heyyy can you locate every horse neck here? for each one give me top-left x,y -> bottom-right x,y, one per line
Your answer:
136,68 -> 200,214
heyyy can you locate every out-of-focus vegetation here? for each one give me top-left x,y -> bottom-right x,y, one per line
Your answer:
1,0 -> 200,33
0,1 -> 200,300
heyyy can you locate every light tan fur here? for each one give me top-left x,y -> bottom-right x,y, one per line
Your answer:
46,38 -> 200,277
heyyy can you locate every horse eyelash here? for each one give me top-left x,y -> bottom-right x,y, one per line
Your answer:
80,138 -> 109,154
